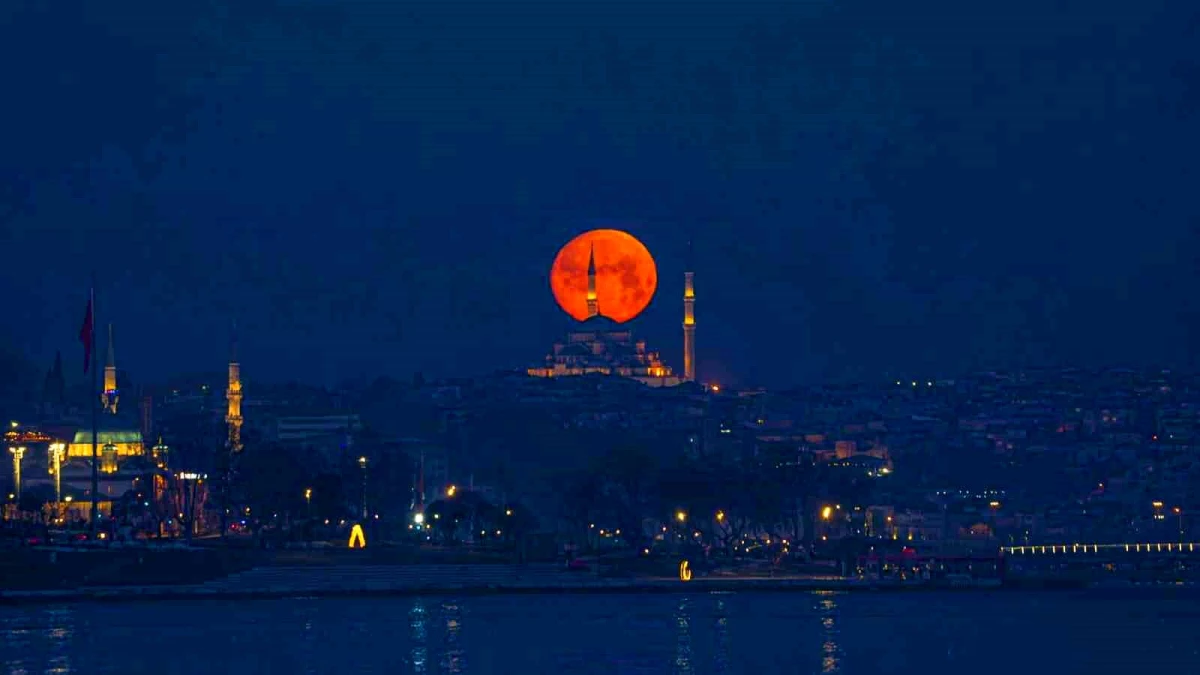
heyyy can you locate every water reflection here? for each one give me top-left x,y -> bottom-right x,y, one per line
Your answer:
409,599 -> 428,674
712,597 -> 730,673
2,605 -> 75,675
2,612 -> 30,675
292,600 -> 319,675
813,591 -> 843,674
441,601 -> 465,674
674,597 -> 693,674
1,590 -> 1196,674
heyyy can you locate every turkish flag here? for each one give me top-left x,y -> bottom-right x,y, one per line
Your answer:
79,295 -> 94,373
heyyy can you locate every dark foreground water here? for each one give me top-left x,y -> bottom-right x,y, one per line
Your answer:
3,590 -> 1198,674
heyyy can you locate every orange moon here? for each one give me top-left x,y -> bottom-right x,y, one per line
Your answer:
550,229 -> 657,323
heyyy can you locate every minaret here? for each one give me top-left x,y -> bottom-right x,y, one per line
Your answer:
586,243 -> 600,318
226,323 -> 243,452
43,351 -> 65,408
102,323 -> 119,414
682,241 -> 696,382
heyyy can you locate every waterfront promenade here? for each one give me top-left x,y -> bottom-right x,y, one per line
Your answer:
0,561 -> 997,605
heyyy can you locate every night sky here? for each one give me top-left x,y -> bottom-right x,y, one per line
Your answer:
1,0 -> 1197,388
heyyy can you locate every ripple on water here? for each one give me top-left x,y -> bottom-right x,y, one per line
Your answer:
2,590 -> 1200,674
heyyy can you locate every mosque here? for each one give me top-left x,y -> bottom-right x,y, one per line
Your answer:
6,320 -> 244,523
527,232 -> 696,388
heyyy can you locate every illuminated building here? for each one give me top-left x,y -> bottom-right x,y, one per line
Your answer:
528,316 -> 681,387
67,429 -> 144,470
226,325 -> 243,452
682,241 -> 695,382
102,323 -> 119,414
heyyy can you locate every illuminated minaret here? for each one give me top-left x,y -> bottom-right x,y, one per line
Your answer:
586,243 -> 599,318
101,323 -> 119,414
226,324 -> 243,452
682,242 -> 696,382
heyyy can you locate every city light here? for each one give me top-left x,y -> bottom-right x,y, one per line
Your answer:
675,510 -> 687,523
413,512 -> 425,524
821,506 -> 833,520
715,510 -> 726,522
347,523 -> 366,549
679,560 -> 692,582
446,485 -> 457,498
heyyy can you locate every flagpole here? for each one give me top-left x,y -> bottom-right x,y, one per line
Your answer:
90,276 -> 99,536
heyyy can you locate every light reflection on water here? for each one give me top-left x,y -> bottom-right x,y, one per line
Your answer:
712,597 -> 729,674
410,599 -> 428,674
673,597 -> 692,675
3,590 -> 1200,674
441,602 -> 465,674
814,591 -> 842,674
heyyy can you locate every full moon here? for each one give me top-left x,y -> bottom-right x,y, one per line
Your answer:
550,229 -> 657,323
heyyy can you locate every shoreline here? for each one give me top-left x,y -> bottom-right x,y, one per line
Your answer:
2,577 -> 1103,606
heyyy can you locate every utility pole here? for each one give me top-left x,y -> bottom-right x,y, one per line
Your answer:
358,456 -> 368,520
49,442 -> 65,521
219,434 -> 230,539
89,281 -> 99,537
8,446 -> 25,502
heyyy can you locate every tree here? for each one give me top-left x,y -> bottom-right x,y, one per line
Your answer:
592,434 -> 661,548
239,442 -> 309,522
310,472 -> 348,521
169,474 -> 208,542
425,490 -> 499,544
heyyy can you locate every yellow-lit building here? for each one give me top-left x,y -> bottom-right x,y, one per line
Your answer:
68,429 -> 145,474
528,315 -> 681,387
226,326 -> 243,452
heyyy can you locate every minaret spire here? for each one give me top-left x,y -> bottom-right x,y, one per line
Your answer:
226,321 -> 243,452
682,240 -> 696,382
586,243 -> 599,318
102,323 -> 119,413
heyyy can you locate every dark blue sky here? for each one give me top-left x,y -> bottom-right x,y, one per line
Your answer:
1,0 -> 1197,388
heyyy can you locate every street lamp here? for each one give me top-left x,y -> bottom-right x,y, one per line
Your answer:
48,442 -> 65,521
8,446 -> 25,502
1173,507 -> 1184,542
